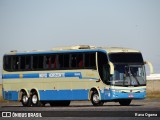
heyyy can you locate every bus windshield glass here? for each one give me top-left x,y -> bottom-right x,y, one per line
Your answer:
110,64 -> 146,86
109,53 -> 146,86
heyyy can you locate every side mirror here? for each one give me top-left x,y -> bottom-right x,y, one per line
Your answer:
109,62 -> 114,75
144,61 -> 154,74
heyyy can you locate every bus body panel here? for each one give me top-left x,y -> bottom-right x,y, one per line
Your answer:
2,69 -> 105,101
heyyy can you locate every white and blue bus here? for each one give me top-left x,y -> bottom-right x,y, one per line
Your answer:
2,45 -> 152,107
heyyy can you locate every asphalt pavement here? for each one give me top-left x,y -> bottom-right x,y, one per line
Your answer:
0,98 -> 160,120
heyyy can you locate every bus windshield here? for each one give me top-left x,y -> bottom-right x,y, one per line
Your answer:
109,53 -> 146,86
110,64 -> 146,86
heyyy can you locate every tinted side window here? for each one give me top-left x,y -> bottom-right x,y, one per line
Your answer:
12,56 -> 20,70
4,56 -> 12,71
85,53 -> 96,69
33,56 -> 44,70
71,54 -> 83,68
3,52 -> 97,71
38,56 -> 44,69
20,56 -> 25,70
58,54 -> 70,69
64,54 -> 70,68
44,55 -> 57,69
25,56 -> 32,70
33,56 -> 38,69
58,54 -> 64,68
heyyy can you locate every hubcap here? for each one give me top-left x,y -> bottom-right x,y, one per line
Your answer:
23,95 -> 28,103
32,95 -> 38,104
93,94 -> 99,103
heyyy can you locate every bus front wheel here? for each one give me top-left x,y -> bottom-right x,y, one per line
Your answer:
119,99 -> 132,106
91,91 -> 104,106
21,92 -> 31,107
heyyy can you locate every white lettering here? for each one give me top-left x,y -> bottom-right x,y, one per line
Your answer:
134,113 -> 144,117
39,73 -> 47,78
12,112 -> 27,117
74,73 -> 81,76
135,112 -> 158,117
135,113 -> 137,116
28,113 -> 42,117
2,112 -> 42,118
145,113 -> 157,117
49,73 -> 64,78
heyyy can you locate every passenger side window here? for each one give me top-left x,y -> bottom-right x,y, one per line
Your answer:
20,56 -> 25,70
4,56 -> 12,71
71,54 -> 84,68
12,56 -> 19,70
58,54 -> 70,69
44,55 -> 57,69
25,56 -> 31,70
32,56 -> 44,70
85,53 -> 96,69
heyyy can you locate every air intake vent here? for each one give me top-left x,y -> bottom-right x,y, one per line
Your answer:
71,45 -> 91,49
51,45 -> 96,50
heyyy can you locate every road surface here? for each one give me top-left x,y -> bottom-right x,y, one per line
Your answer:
0,98 -> 160,120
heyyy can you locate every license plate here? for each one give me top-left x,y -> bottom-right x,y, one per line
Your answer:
128,94 -> 134,98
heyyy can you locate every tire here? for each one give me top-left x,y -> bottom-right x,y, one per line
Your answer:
50,101 -> 70,107
31,92 -> 42,107
91,91 -> 104,106
21,92 -> 31,107
119,99 -> 132,106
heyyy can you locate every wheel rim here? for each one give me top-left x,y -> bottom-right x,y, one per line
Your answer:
32,94 -> 38,104
22,95 -> 28,104
93,94 -> 99,103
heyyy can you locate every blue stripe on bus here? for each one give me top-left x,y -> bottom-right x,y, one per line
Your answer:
23,73 -> 39,78
64,72 -> 82,78
2,72 -> 97,80
2,74 -> 20,79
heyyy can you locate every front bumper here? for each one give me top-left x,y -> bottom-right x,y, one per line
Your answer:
100,88 -> 146,100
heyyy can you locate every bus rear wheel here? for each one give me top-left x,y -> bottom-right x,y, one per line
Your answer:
31,92 -> 42,107
119,99 -> 132,106
91,91 -> 104,106
21,92 -> 31,107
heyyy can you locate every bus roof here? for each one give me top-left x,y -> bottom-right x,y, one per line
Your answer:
5,45 -> 140,55
103,47 -> 140,53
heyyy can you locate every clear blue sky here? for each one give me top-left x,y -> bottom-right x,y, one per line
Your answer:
0,0 -> 160,80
